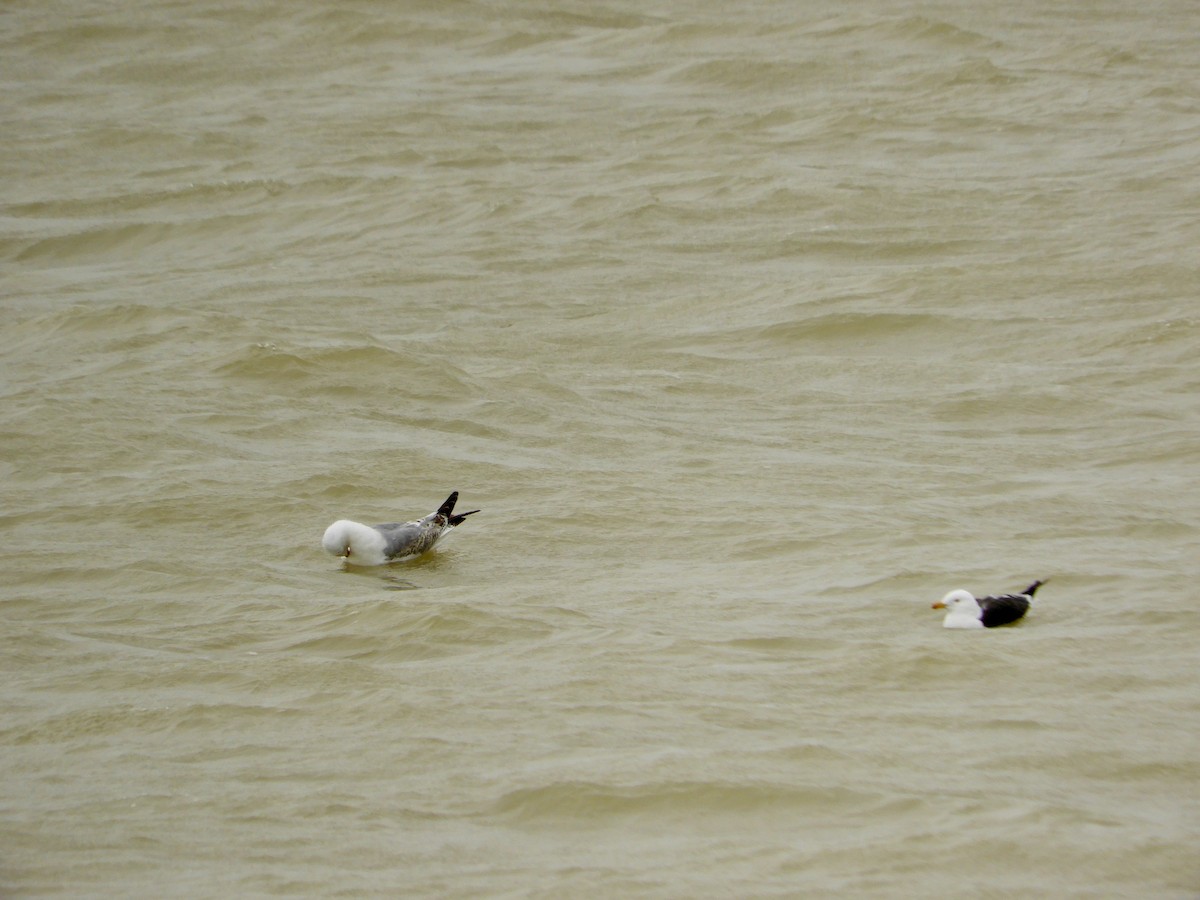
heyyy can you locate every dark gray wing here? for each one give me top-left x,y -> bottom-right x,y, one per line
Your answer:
978,594 -> 1031,628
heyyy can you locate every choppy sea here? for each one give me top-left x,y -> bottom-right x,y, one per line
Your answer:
3,1 -> 1198,895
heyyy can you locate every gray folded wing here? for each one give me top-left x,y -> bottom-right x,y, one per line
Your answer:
374,520 -> 442,560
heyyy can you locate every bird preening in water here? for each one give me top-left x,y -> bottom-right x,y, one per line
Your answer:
932,579 -> 1047,629
322,491 -> 480,566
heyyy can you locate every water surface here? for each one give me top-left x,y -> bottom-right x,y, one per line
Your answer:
3,1 -> 1198,896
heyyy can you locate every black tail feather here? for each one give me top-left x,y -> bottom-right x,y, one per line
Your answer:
1021,578 -> 1048,597
437,491 -> 479,526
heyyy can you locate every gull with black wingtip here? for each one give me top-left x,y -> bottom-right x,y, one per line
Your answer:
932,579 -> 1048,629
322,491 -> 480,566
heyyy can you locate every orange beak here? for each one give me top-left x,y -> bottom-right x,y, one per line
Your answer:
931,601 -> 946,609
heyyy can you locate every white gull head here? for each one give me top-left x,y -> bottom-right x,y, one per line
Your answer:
322,520 -> 390,566
931,589 -> 985,629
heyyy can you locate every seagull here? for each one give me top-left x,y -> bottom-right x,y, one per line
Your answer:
931,579 -> 1047,629
322,491 -> 480,566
